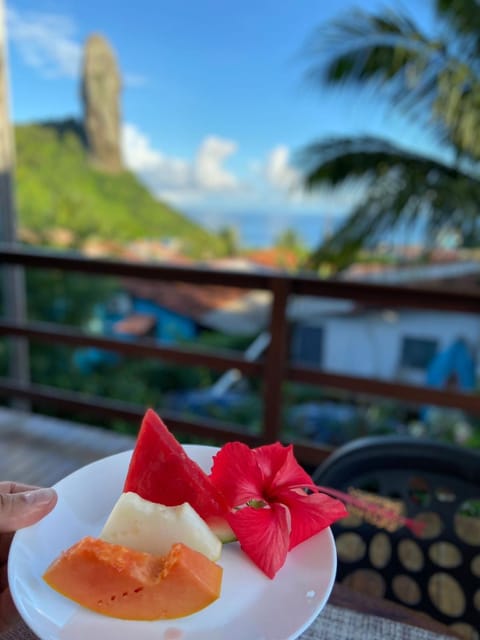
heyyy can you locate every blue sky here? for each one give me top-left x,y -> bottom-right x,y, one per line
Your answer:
5,0 -> 441,236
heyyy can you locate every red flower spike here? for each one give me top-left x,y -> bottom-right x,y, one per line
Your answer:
209,442 -> 348,579
315,486 -> 427,537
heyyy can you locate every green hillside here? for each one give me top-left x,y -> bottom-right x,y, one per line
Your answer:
14,120 -> 224,257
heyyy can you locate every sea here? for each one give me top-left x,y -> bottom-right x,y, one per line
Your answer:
186,210 -> 430,250
186,210 -> 337,249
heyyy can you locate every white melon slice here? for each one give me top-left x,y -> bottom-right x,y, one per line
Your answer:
99,492 -> 222,561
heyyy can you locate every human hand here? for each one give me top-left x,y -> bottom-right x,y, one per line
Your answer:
0,482 -> 57,631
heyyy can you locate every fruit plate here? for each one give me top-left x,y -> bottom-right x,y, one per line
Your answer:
9,445 -> 337,640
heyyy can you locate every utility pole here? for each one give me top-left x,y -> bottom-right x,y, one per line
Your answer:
0,0 -> 30,403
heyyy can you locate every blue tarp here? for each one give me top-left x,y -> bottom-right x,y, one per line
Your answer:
426,338 -> 475,391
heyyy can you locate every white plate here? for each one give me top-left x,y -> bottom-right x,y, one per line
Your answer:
9,445 -> 337,640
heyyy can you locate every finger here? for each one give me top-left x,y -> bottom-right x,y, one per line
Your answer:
0,482 -> 43,495
0,587 -> 19,632
0,488 -> 57,533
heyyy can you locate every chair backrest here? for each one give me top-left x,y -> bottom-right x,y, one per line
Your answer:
313,436 -> 480,640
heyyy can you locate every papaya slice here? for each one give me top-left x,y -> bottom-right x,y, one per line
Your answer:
43,537 -> 222,620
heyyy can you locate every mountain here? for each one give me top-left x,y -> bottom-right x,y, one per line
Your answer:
14,120 -> 224,258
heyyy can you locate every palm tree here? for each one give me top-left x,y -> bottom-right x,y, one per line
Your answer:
218,224 -> 240,257
275,227 -> 306,253
299,0 -> 480,271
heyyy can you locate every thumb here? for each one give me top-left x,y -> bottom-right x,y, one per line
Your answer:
0,488 -> 57,532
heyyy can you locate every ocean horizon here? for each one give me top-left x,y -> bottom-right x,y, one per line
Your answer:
186,210 -> 339,249
186,209 -> 431,251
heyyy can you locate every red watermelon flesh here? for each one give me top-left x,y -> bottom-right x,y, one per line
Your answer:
123,409 -> 234,542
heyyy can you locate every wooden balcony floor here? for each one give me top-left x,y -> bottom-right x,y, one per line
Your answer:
0,407 -> 136,487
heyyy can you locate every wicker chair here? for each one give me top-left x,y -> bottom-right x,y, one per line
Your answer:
312,436 -> 480,640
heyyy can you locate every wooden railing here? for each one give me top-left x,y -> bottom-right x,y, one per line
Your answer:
1,244 -> 480,467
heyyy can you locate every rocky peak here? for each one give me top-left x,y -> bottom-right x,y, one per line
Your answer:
81,34 -> 123,173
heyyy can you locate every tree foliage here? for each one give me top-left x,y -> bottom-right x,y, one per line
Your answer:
274,227 -> 307,261
14,120 -> 225,258
300,0 -> 480,271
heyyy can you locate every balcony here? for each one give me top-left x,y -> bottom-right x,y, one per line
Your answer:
1,243 -> 480,471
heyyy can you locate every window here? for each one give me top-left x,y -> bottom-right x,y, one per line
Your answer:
400,337 -> 438,370
291,325 -> 324,368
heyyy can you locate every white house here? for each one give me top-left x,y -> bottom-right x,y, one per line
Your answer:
289,261 -> 480,387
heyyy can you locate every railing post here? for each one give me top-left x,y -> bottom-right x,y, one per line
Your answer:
0,0 -> 30,407
262,278 -> 290,443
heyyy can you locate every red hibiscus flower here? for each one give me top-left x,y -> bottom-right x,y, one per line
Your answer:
209,441 -> 347,579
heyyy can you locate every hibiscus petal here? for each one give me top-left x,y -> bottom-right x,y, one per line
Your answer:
228,502 -> 290,578
276,489 -> 348,550
209,442 -> 264,507
253,442 -> 288,481
254,443 -> 316,495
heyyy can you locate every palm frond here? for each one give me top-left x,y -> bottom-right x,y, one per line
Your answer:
306,9 -> 445,87
436,0 -> 480,51
298,136 -> 480,271
298,136 -> 471,189
299,4 -> 480,271
304,6 -> 480,158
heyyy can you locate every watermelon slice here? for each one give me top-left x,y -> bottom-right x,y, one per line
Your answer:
123,409 -> 235,542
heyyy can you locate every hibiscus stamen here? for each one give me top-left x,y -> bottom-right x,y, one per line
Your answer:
247,499 -> 269,509
312,485 -> 426,537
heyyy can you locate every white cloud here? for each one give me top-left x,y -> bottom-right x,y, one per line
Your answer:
123,123 -> 190,189
264,145 -> 301,191
194,137 -> 238,190
6,7 -> 145,86
7,7 -> 81,78
122,123 -> 240,205
122,126 -> 363,215
259,144 -> 367,215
